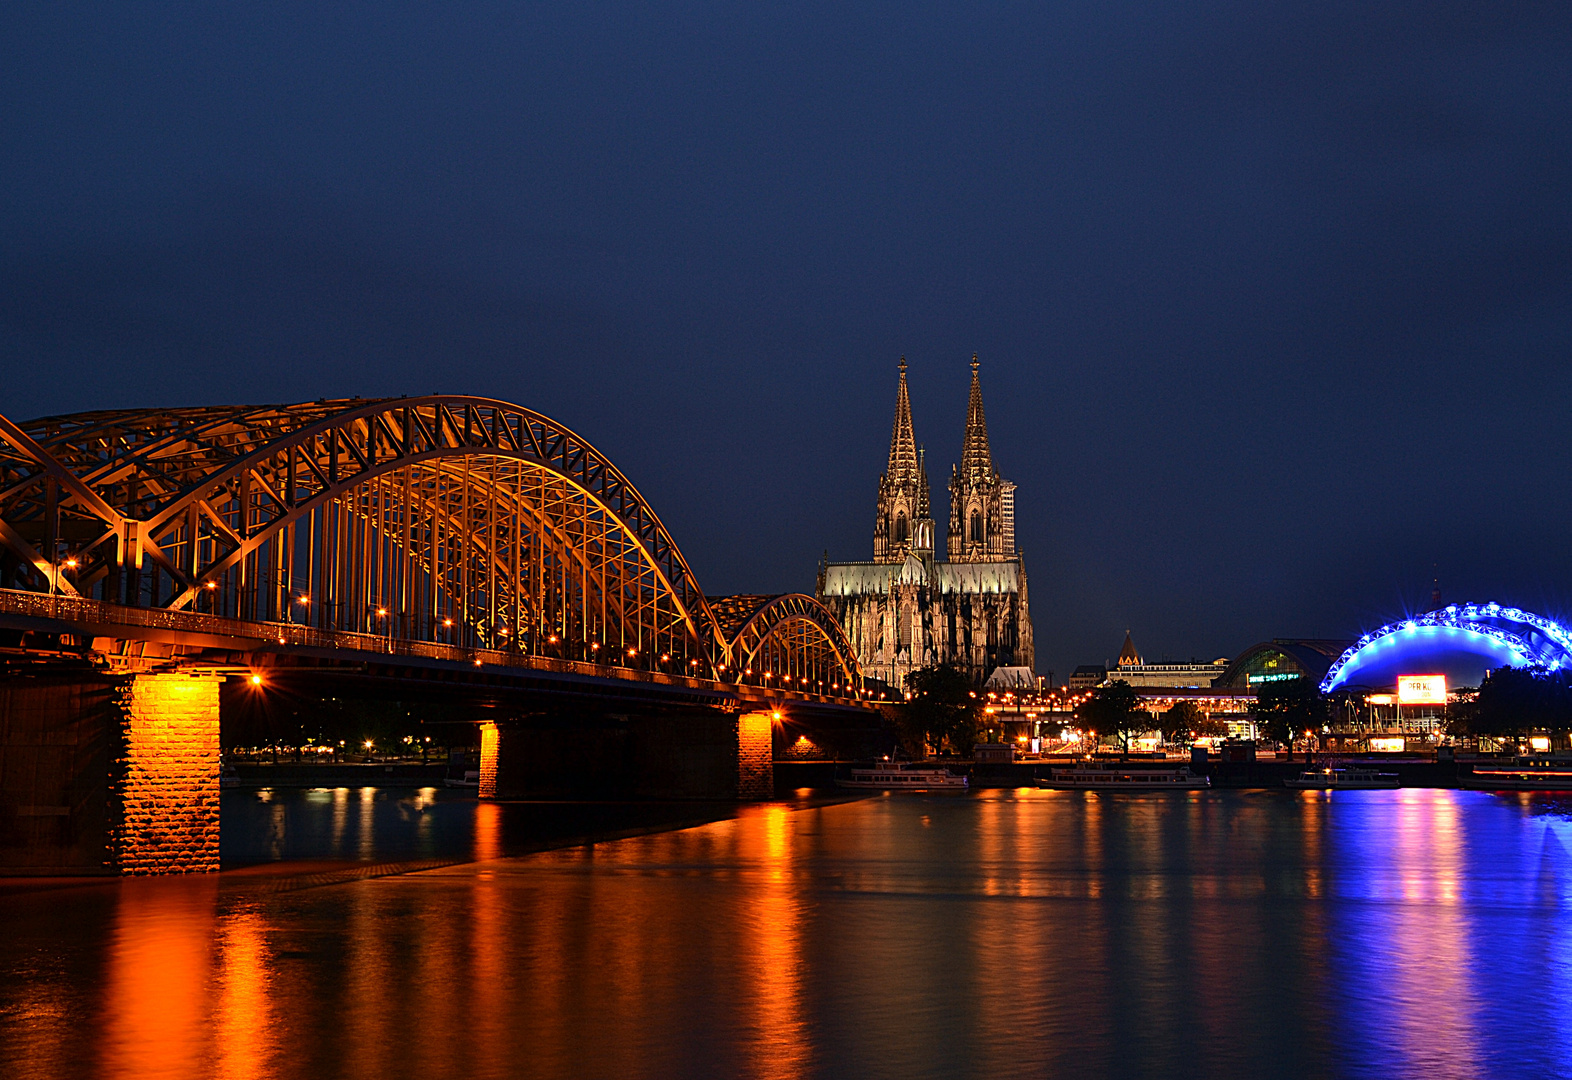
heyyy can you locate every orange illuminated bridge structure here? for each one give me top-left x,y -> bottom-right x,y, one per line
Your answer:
0,397 -> 874,875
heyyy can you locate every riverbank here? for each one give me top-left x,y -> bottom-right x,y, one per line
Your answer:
775,757 -> 1470,791
231,762 -> 453,787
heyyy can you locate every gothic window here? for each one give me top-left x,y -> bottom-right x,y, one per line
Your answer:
895,512 -> 908,544
970,510 -> 983,543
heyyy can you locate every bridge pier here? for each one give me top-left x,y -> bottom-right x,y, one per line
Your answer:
478,708 -> 775,801
736,711 -> 774,799
0,670 -> 219,875
112,674 -> 221,875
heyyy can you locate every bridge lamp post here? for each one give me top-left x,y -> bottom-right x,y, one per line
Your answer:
50,557 -> 77,614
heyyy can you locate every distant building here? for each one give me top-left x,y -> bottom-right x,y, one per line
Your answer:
985,666 -> 1037,691
1214,640 -> 1352,690
1096,631 -> 1229,688
1068,665 -> 1107,689
817,357 -> 1034,688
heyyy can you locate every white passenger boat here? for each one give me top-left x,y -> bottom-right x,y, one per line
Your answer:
1459,758 -> 1572,791
1036,765 -> 1210,791
836,763 -> 968,791
1285,766 -> 1399,790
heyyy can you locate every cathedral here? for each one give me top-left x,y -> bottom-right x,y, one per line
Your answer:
816,357 -> 1035,690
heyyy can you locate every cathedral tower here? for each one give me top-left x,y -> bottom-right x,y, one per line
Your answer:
947,356 -> 1015,562
873,358 -> 934,563
819,352 -> 1033,690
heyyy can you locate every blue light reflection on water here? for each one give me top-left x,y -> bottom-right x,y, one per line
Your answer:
4,788 -> 1572,1080
1326,790 -> 1572,1080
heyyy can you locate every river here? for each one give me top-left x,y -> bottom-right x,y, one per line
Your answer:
2,786 -> 1571,1079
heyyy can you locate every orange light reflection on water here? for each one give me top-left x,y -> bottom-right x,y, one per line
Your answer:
102,879 -> 218,1080
745,804 -> 809,1080
214,913 -> 277,1080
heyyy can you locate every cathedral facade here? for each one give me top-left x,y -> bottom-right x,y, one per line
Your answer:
817,357 -> 1035,689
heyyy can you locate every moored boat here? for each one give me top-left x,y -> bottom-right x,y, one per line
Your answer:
836,762 -> 969,791
1459,757 -> 1572,791
1285,766 -> 1399,790
1036,765 -> 1210,791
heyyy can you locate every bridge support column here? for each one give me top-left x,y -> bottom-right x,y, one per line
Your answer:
477,721 -> 500,799
737,712 -> 774,800
111,674 -> 221,874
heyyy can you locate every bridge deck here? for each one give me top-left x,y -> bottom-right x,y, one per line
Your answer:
0,589 -> 874,715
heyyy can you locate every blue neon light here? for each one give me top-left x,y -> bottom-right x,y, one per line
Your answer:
1320,602 -> 1572,693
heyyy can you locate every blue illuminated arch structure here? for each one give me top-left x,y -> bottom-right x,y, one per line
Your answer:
1319,603 -> 1572,693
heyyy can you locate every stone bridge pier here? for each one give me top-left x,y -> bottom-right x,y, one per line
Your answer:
479,708 -> 775,801
0,672 -> 220,875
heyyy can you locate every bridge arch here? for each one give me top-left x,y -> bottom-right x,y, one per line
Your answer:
0,397 -> 860,693
709,593 -> 863,694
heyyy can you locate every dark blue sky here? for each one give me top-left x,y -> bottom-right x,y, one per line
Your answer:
4,2 -> 1570,679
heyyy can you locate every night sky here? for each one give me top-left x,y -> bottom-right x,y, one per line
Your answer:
4,3 -> 1570,681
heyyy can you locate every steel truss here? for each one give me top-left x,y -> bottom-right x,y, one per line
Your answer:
0,398 -> 861,695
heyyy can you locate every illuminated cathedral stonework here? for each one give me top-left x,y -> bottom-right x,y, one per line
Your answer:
817,357 -> 1034,689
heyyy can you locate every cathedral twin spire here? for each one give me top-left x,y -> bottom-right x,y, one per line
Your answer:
888,357 -> 919,479
959,355 -> 995,481
874,358 -> 931,562
874,355 -> 1013,564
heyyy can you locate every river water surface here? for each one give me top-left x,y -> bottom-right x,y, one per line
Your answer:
3,786 -> 1571,1079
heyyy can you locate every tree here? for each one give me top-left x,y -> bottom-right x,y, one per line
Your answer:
1448,665 -> 1572,743
1193,714 -> 1230,740
1252,677 -> 1327,760
900,663 -> 982,757
1160,701 -> 1203,745
1076,680 -> 1149,755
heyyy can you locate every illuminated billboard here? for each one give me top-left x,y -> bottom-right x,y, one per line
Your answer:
1396,674 -> 1446,705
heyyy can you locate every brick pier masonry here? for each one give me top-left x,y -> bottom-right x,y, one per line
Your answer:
114,674 -> 221,874
0,672 -> 220,875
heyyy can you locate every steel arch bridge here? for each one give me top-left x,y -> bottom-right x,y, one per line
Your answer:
0,397 -> 862,697
1319,602 -> 1572,693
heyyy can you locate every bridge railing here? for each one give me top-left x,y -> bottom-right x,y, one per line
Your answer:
0,588 -> 866,706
